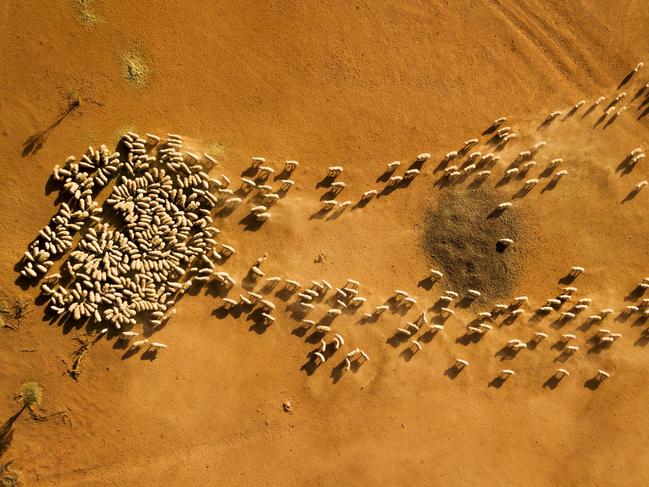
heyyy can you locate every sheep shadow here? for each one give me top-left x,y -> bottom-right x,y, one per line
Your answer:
315,175 -> 335,189
417,277 -> 434,291
140,348 -> 158,361
540,179 -> 559,193
444,366 -> 462,379
634,334 -> 649,347
592,113 -> 607,128
602,114 -> 618,130
386,333 -> 407,348
399,347 -> 416,362
455,332 -> 482,346
580,102 -> 599,119
622,188 -> 642,203
552,351 -> 571,363
618,70 -> 635,89
638,106 -> 649,120
300,357 -> 319,376
495,345 -> 519,361
488,377 -> 506,389
583,377 -> 603,391
486,207 -> 506,219
542,375 -> 561,390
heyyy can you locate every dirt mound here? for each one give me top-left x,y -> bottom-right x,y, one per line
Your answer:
421,188 -> 523,303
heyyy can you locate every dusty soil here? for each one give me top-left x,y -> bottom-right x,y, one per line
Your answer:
2,1 -> 649,486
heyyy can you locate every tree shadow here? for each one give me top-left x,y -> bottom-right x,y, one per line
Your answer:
22,100 -> 80,157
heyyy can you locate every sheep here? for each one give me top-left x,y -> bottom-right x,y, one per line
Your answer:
394,290 -> 409,301
478,312 -> 492,320
561,312 -> 576,321
388,175 -> 403,188
454,358 -> 469,369
361,189 -> 378,200
410,340 -> 423,352
555,368 -> 569,379
284,160 -> 299,172
467,289 -> 481,299
524,178 -> 539,189
448,171 -> 462,181
444,291 -> 459,298
463,164 -> 477,174
221,298 -> 238,309
387,161 -> 401,172
560,334 -> 576,343
257,166 -> 275,179
256,212 -> 272,222
497,202 -> 513,210
565,345 -> 579,354
259,299 -> 275,311
396,327 -> 411,336
404,169 -> 420,179
330,181 -> 346,194
492,304 -> 508,315
322,200 -> 337,211
149,342 -> 167,350
532,332 -> 548,342
499,369 -> 515,379
120,331 -> 139,340
634,180 -> 648,192
327,308 -> 342,317
504,168 -> 519,178
430,269 -> 443,281
250,205 -> 268,214
516,150 -> 532,162
131,339 -> 149,349
315,325 -> 332,333
440,307 -> 455,316
374,305 -> 389,315
595,370 -> 610,381
463,138 -> 479,150
327,166 -> 344,178
546,111 -> 562,121
402,297 -> 417,308
280,179 -> 295,191
429,324 -> 444,332
596,329 -> 611,338
570,266 -> 585,276
346,278 -> 360,289
498,238 -> 513,248
333,334 -> 345,349
468,151 -> 482,163
634,62 -> 644,72
443,151 -> 458,162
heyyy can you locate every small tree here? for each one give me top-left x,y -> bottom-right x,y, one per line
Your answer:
0,383 -> 43,456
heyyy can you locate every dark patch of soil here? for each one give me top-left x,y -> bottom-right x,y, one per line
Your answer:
421,188 -> 524,304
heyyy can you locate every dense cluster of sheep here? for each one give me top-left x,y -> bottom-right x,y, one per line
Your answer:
19,133 -> 248,351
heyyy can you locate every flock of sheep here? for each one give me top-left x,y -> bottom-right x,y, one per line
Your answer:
15,60 -> 649,385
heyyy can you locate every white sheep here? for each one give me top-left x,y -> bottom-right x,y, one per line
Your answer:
596,370 -> 610,381
149,342 -> 167,350
284,160 -> 299,172
387,161 -> 401,171
555,368 -> 569,379
497,202 -> 512,210
532,332 -> 548,342
499,369 -> 515,379
327,166 -> 344,177
455,358 -> 469,369
498,238 -> 513,248
430,269 -> 443,280
416,153 -> 431,162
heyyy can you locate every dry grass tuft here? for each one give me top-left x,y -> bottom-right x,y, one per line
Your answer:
121,49 -> 150,86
